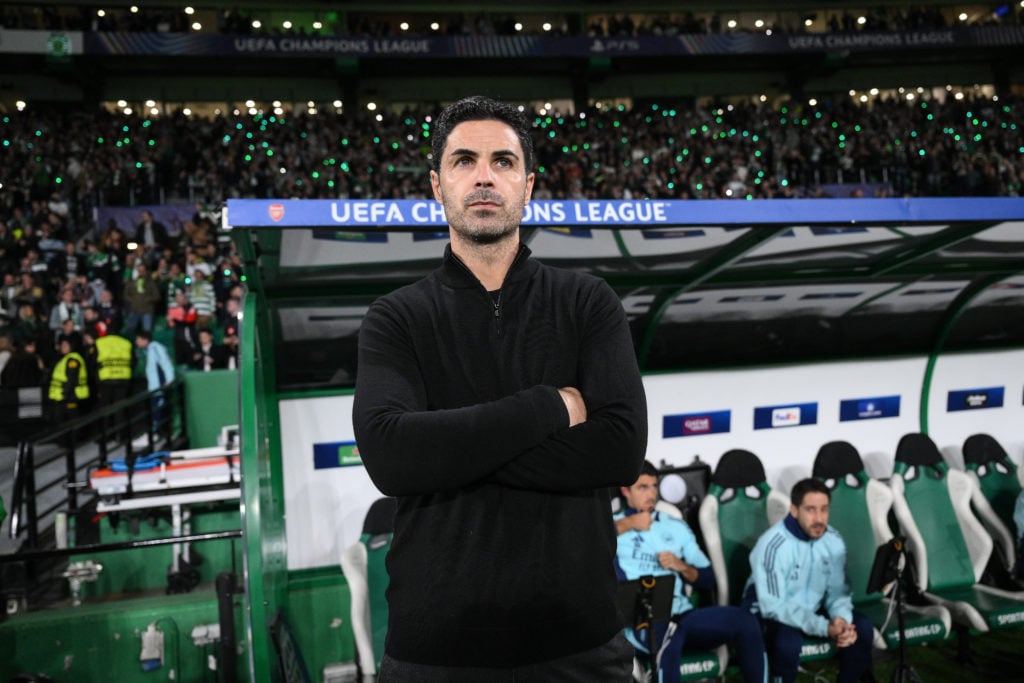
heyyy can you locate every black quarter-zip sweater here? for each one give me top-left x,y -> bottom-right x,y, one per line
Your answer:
352,243 -> 648,668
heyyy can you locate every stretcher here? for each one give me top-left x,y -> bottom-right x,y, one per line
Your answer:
89,446 -> 241,512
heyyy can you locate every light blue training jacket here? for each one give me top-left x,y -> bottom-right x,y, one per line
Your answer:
745,514 -> 854,638
614,507 -> 715,616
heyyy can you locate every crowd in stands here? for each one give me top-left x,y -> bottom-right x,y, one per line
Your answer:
0,193 -> 243,420
2,4 -> 1023,36
0,90 -> 1021,401
1,93 -> 1020,226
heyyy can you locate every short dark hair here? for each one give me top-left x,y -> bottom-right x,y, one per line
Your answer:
791,478 -> 830,507
135,329 -> 152,342
430,96 -> 534,174
639,460 -> 658,478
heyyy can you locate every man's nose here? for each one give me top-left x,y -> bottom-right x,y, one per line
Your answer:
474,164 -> 495,186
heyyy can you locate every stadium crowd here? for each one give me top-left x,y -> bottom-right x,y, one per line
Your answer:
1,90 -> 1021,399
1,93 -> 1020,225
0,186 -> 243,412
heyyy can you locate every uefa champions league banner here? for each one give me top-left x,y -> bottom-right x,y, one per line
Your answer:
225,197 -> 1024,230
76,27 -> 1024,59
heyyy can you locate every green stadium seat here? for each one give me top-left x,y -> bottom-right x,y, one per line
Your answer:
813,440 -> 951,649
339,497 -> 395,679
890,433 -> 1024,640
698,449 -> 835,665
962,433 -> 1023,576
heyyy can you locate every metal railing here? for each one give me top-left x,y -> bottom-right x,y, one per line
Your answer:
7,379 -> 187,551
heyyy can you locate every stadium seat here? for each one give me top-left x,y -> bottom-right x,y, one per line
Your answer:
889,433 -> 1024,644
812,440 -> 951,649
962,433 -> 1023,576
339,497 -> 396,681
698,449 -> 834,664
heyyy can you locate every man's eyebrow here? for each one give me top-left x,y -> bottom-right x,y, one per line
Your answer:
448,148 -> 521,160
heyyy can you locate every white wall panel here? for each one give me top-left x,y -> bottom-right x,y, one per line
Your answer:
278,350 -> 1024,569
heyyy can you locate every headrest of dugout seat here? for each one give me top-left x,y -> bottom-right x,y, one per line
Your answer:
962,433 -> 1010,468
812,441 -> 865,480
711,449 -> 766,489
895,433 -> 944,468
362,497 -> 397,536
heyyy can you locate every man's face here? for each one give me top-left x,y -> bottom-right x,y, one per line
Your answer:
430,119 -> 534,246
791,491 -> 830,539
621,474 -> 658,513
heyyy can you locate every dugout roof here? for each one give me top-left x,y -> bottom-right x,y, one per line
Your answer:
227,197 -> 1024,391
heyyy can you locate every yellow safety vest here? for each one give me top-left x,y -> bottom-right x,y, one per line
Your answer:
95,335 -> 133,382
49,352 -> 90,403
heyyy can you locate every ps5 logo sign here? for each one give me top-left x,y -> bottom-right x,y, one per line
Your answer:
947,387 -> 1004,412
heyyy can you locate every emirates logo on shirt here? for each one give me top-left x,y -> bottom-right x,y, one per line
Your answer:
269,203 -> 285,222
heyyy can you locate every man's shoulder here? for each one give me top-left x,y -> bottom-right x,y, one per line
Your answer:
822,526 -> 847,551
532,258 -> 602,287
653,511 -> 691,533
374,272 -> 440,308
754,519 -> 793,549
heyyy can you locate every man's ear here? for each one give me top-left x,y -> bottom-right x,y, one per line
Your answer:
430,170 -> 442,203
789,503 -> 799,518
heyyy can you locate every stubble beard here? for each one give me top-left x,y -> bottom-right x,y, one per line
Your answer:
444,189 -> 524,245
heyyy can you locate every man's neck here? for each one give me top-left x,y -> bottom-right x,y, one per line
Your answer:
450,233 -> 520,292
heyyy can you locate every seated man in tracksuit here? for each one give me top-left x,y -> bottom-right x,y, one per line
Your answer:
615,461 -> 766,683
744,478 -> 873,683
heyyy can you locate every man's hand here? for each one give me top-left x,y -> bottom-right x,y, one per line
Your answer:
658,552 -> 698,583
558,386 -> 587,427
627,510 -> 654,531
658,552 -> 685,573
615,509 -> 653,536
827,617 -> 857,648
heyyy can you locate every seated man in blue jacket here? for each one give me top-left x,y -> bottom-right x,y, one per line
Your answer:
615,461 -> 766,683
744,478 -> 873,683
